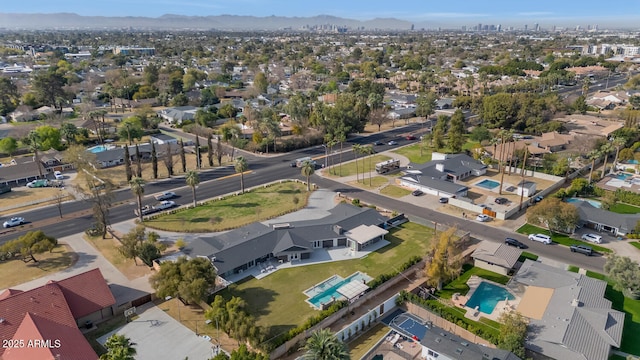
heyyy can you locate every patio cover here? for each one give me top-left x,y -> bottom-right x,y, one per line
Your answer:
344,224 -> 388,245
337,280 -> 369,301
517,285 -> 554,320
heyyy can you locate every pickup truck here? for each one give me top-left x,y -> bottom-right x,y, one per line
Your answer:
134,201 -> 177,216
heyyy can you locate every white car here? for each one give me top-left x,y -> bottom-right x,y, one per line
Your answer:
581,233 -> 603,244
476,214 -> 491,222
3,217 -> 25,228
155,200 -> 177,210
54,171 -> 64,180
528,233 -> 552,244
154,191 -> 176,201
387,140 -> 398,146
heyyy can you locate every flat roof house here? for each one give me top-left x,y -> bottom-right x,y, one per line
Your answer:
183,204 -> 388,280
509,260 -> 624,360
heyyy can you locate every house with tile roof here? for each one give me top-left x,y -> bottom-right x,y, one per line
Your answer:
508,260 -> 624,360
471,241 -> 522,276
182,203 -> 389,280
0,268 -> 116,360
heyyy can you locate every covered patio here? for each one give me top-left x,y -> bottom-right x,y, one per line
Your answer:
345,224 -> 389,251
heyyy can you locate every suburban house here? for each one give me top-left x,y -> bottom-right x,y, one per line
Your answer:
420,322 -> 521,360
182,204 -> 389,280
483,131 -> 574,162
387,107 -> 416,120
574,201 -> 640,236
471,241 -> 522,276
508,260 -> 624,360
0,149 -> 73,186
398,153 -> 486,198
0,268 -> 116,360
150,133 -> 179,145
92,143 -> 177,168
158,106 -> 198,125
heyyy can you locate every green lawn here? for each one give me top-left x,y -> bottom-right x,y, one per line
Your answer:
436,264 -> 510,300
518,251 -> 539,263
220,222 -> 434,337
610,202 -> 640,214
462,140 -> 481,151
516,224 -> 612,253
326,155 -> 390,177
348,176 -> 389,189
392,144 -> 432,164
379,185 -> 412,198
144,182 -> 309,232
631,242 -> 640,250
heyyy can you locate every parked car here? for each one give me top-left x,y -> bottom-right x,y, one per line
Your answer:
505,238 -> 527,249
476,214 -> 491,222
581,233 -> 602,244
528,233 -> 552,244
533,196 -> 544,203
439,197 -> 448,203
54,171 -> 64,180
405,135 -> 416,140
3,217 -> 25,228
570,244 -> 593,256
495,197 -> 508,205
387,140 -> 398,146
154,191 -> 176,201
411,190 -> 423,196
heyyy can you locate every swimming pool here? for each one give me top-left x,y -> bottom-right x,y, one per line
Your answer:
565,197 -> 602,208
465,281 -> 515,315
87,145 -> 114,153
624,160 -> 639,165
305,272 -> 372,309
615,173 -> 633,180
476,179 -> 500,190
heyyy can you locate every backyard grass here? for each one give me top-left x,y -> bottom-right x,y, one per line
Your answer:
348,176 -> 389,189
347,323 -> 390,360
436,264 -> 510,300
325,155 -> 390,178
391,144 -> 432,164
631,242 -> 640,250
220,222 -> 434,337
0,244 -> 76,289
144,182 -> 309,232
379,185 -> 412,198
516,223 -> 612,253
609,202 -> 640,214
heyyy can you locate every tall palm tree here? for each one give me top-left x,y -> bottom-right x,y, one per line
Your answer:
587,149 -> 600,183
600,142 -> 613,176
100,334 -> 137,360
185,170 -> 200,208
234,156 -> 248,194
301,329 -> 349,360
352,144 -> 362,183
326,138 -> 338,175
301,160 -> 315,191
28,130 -> 44,178
362,145 -> 375,186
336,132 -> 347,176
611,137 -> 627,174
130,177 -> 145,223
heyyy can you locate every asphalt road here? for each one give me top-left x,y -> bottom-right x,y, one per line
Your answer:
1,122 -> 606,272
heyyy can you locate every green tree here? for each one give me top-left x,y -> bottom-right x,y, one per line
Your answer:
130,177 -> 145,223
604,255 -> 640,299
185,170 -> 200,207
100,334 -> 137,360
32,67 -> 68,112
60,122 -> 79,145
552,157 -> 570,177
0,77 -> 19,116
0,137 -> 17,157
497,311 -> 528,358
573,95 -> 588,114
151,141 -> 158,179
150,256 -> 217,304
469,126 -> 491,143
171,93 -> 189,107
526,197 -> 579,234
301,160 -> 315,191
447,109 -> 465,153
416,92 -> 437,122
138,242 -> 161,267
234,156 -> 248,193
124,145 -> 132,182
301,328 -> 350,360
253,71 -> 268,93
179,139 -> 187,173
143,63 -> 159,86
34,125 -> 62,151
27,130 -> 44,178
424,227 -> 463,290
481,93 -> 516,128
119,117 -> 144,145
0,230 -> 57,263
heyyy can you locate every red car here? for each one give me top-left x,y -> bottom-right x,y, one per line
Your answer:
405,135 -> 416,140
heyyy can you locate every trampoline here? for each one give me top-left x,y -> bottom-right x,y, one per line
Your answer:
389,312 -> 428,340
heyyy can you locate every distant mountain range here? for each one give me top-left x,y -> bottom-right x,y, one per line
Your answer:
0,13 -> 423,31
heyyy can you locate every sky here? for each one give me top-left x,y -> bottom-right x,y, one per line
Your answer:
3,0 -> 639,27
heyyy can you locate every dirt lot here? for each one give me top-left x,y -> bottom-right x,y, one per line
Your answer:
0,187 -> 74,216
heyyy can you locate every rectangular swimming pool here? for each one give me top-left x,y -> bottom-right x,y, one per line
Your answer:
465,281 -> 514,315
305,272 -> 372,309
476,179 -> 500,190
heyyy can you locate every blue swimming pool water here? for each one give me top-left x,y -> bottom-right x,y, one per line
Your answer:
476,179 -> 500,190
616,173 -> 633,180
306,272 -> 372,309
87,145 -> 110,153
566,197 -> 602,208
465,281 -> 515,315
625,160 -> 639,165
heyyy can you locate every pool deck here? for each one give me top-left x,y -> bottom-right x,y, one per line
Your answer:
453,275 -> 521,322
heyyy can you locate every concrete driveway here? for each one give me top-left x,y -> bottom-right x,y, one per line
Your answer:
98,302 -> 215,360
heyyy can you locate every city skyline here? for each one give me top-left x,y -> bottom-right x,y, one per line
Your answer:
3,0 -> 639,28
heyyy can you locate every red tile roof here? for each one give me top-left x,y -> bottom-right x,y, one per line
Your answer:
0,268 -> 115,360
48,268 -> 116,319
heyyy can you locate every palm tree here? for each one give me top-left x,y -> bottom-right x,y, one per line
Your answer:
301,160 -> 315,191
361,145 -> 375,186
326,138 -> 338,175
582,77 -> 591,96
352,144 -> 362,183
28,130 -> 44,178
600,142 -> 613,176
611,137 -> 627,174
130,177 -> 145,223
301,329 -> 349,360
100,334 -> 137,360
587,149 -> 600,183
336,132 -> 347,176
234,156 -> 248,193
185,170 -> 200,208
